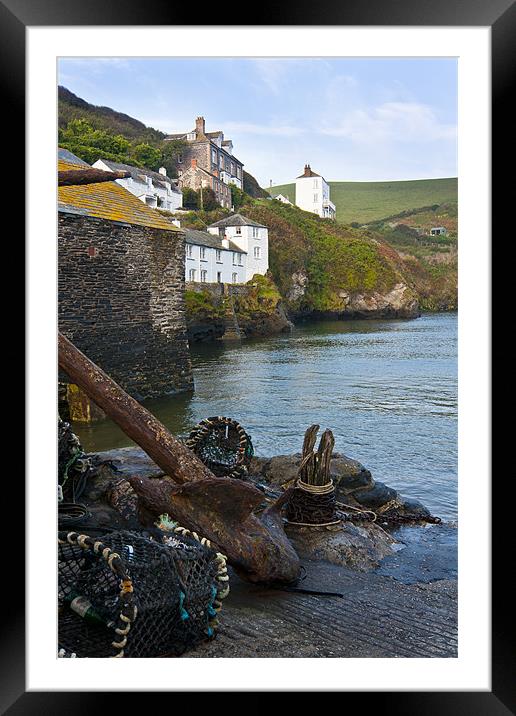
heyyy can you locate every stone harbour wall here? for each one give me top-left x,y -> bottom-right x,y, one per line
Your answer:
58,213 -> 194,400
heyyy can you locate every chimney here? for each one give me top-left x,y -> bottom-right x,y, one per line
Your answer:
158,166 -> 167,176
191,158 -> 197,169
195,116 -> 205,135
222,237 -> 230,249
304,164 -> 311,177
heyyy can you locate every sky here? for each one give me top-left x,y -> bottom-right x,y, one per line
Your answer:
58,57 -> 457,186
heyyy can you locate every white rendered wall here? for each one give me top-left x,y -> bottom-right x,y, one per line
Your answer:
185,244 -> 246,284
219,225 -> 269,281
295,175 -> 331,218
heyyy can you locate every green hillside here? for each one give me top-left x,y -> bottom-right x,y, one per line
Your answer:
269,178 -> 458,224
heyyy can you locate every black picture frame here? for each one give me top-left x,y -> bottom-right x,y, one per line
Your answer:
8,0 -> 505,709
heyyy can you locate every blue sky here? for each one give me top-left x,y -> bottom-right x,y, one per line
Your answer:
58,57 -> 457,186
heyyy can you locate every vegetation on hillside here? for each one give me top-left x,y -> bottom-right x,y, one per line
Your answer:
364,202 -> 458,311
59,86 -> 265,190
269,178 -> 457,225
176,200 -> 408,314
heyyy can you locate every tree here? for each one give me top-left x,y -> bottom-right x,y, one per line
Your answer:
58,119 -> 133,165
131,143 -> 162,171
182,187 -> 199,210
231,184 -> 247,210
198,186 -> 218,211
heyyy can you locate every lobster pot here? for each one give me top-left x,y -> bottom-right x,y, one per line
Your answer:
58,530 -> 227,658
285,481 -> 340,527
186,417 -> 253,479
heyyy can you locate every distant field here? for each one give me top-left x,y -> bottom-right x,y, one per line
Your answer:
269,178 -> 458,224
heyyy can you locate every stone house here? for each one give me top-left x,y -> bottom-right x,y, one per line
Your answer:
166,117 -> 244,209
295,164 -> 336,219
58,149 -> 193,400
430,226 -> 448,236
92,158 -> 183,211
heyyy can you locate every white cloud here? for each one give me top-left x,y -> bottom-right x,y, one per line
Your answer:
321,101 -> 457,144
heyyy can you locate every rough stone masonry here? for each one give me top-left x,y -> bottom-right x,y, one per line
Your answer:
58,213 -> 194,400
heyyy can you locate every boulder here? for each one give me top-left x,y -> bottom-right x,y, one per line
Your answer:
352,481 -> 399,509
286,521 -> 396,571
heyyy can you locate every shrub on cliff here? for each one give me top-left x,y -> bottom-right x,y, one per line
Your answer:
184,290 -> 224,323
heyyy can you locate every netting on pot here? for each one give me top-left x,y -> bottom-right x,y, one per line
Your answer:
58,525 -> 229,658
185,416 -> 254,479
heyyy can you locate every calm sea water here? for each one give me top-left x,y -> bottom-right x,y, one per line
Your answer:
75,313 -> 458,522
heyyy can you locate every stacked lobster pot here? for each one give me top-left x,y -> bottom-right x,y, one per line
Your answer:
58,519 -> 229,658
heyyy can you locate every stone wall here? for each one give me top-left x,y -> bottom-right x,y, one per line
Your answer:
59,213 -> 194,400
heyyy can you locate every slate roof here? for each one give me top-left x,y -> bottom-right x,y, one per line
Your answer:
185,229 -> 244,253
99,159 -> 181,193
207,213 -> 266,229
58,148 -> 90,166
58,159 -> 181,232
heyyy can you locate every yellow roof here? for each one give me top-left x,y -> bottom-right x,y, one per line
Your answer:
58,159 -> 180,232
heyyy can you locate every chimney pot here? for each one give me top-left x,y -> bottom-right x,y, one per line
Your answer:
191,158 -> 197,169
304,164 -> 311,177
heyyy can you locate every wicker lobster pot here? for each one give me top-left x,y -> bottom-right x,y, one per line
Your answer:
185,416 -> 253,479
285,479 -> 339,526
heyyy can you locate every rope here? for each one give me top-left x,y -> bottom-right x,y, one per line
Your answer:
297,480 -> 335,495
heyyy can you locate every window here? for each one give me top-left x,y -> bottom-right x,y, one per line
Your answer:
232,273 -> 238,284
217,272 -> 222,283
254,247 -> 261,259
200,270 -> 207,283
216,250 -> 222,262
200,247 -> 206,260
235,227 -> 241,235
314,194 -> 318,202
211,149 -> 217,163
232,252 -> 238,265
186,245 -> 193,258
189,269 -> 196,282
252,227 -> 259,238
177,154 -> 183,163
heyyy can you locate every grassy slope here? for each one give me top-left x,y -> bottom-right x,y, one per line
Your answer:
269,178 -> 457,224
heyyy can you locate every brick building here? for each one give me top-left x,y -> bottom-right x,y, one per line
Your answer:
58,150 -> 193,401
166,116 -> 244,209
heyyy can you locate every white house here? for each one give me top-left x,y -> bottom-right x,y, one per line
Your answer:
185,228 -> 246,285
93,159 -> 183,211
272,193 -> 292,205
207,214 -> 269,282
183,213 -> 269,285
295,164 -> 336,219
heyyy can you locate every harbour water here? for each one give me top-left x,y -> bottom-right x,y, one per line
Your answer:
75,312 -> 458,523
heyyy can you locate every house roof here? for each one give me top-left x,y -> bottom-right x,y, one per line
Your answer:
98,159 -> 181,193
58,158 -> 181,232
207,213 -> 266,229
185,228 -> 244,253
296,164 -> 321,179
58,148 -> 90,166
